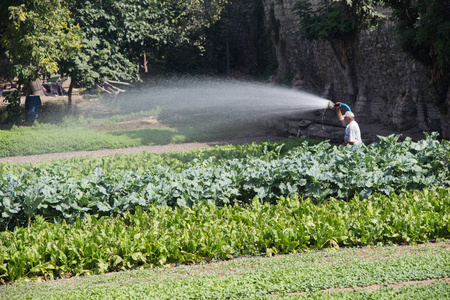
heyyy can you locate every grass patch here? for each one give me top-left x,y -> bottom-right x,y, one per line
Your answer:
0,103 -> 272,158
108,126 -> 211,145
0,123 -> 138,157
0,120 -> 212,158
1,242 -> 449,299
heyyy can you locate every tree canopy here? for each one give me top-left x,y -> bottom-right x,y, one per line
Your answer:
0,0 -> 228,88
63,0 -> 228,86
0,0 -> 81,85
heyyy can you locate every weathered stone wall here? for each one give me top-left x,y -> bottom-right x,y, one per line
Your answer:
263,0 -> 449,138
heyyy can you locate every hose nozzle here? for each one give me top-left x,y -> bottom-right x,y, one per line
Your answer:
327,100 -> 335,109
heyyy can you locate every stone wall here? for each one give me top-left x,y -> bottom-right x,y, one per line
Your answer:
262,0 -> 449,138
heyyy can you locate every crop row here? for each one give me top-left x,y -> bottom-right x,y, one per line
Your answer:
1,188 -> 449,282
4,245 -> 450,299
1,134 -> 449,230
0,139 -> 304,178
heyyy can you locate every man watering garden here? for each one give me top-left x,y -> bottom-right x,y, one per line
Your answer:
335,102 -> 362,146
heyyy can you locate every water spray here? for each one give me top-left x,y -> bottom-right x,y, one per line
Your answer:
114,77 -> 357,134
118,78 -> 343,119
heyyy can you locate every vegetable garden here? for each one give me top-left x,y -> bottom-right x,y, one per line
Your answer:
0,133 -> 449,283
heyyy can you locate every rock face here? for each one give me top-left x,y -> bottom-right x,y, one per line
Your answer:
262,0 -> 449,138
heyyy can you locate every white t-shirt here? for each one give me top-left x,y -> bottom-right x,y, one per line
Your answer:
341,119 -> 362,145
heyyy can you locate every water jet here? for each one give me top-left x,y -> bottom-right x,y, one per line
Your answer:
117,78 -> 337,121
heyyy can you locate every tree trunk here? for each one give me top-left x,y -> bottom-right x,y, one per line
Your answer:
67,78 -> 75,110
143,53 -> 148,73
329,40 -> 357,103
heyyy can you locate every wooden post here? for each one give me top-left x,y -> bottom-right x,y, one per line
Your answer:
68,78 -> 75,110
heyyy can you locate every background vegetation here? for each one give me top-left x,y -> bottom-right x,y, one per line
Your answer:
1,1 -> 448,107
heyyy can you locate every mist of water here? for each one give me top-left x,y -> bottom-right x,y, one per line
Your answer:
113,77 -> 332,126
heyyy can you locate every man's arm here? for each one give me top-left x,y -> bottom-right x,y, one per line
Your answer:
335,102 -> 343,121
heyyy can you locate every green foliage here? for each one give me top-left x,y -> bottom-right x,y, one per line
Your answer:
2,90 -> 23,124
0,189 -> 449,282
0,0 -> 81,84
64,0 -> 229,85
1,0 -> 230,87
294,0 -> 383,42
0,119 -> 215,158
0,134 -> 449,230
64,0 -> 148,85
1,244 -> 450,299
0,139 -> 306,178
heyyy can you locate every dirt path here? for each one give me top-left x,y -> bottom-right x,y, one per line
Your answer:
0,133 -> 285,164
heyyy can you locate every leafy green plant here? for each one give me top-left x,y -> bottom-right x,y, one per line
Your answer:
2,90 -> 23,124
0,134 -> 449,230
0,139 -> 307,178
0,188 -> 449,282
1,241 -> 449,299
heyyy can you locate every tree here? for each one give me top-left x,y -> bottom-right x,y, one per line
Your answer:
1,1 -> 229,109
0,0 -> 81,94
294,0 -> 383,102
385,0 -> 450,115
130,0 -> 228,74
62,0 -> 228,102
